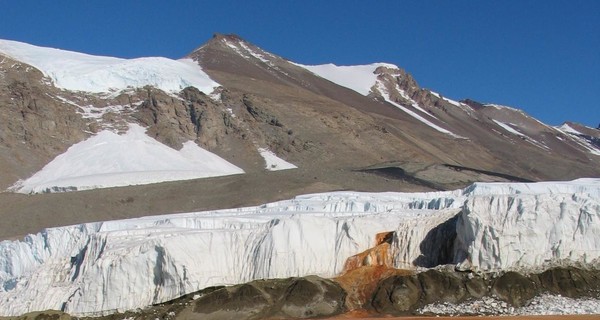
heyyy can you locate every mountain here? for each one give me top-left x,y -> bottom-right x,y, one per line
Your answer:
0,33 -> 599,238
1,34 -> 600,318
2,34 -> 600,193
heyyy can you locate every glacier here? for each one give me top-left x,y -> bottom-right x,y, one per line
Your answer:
0,179 -> 599,315
0,39 -> 219,94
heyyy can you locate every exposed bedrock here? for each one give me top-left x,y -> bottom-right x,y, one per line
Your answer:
20,267 -> 597,320
178,275 -> 346,320
370,267 -> 600,316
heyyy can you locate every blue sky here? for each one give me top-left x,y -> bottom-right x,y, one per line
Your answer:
1,1 -> 598,127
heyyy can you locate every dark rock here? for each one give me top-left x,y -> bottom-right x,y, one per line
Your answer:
464,274 -> 488,298
492,271 -> 537,307
188,276 -> 345,320
191,284 -> 270,320
279,276 -> 346,318
370,267 -> 600,316
418,269 -> 467,304
535,268 -> 600,298
460,98 -> 486,110
371,274 -> 421,315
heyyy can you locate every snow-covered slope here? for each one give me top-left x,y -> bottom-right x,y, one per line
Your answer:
0,39 -> 219,94
298,62 -> 464,138
9,124 -> 244,193
1,179 -> 599,315
298,63 -> 396,96
556,123 -> 600,156
374,79 -> 465,138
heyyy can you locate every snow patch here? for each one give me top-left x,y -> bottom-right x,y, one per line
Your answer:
222,39 -> 250,59
552,124 -> 600,156
430,91 -> 461,107
9,124 -> 244,193
0,39 -> 220,94
238,42 -> 270,63
493,119 -> 527,136
558,123 -> 582,135
257,148 -> 297,171
492,120 -> 550,151
222,38 -> 290,77
376,82 -> 465,139
297,62 -> 396,96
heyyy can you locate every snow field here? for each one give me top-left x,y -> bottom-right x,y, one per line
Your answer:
10,124 -> 244,193
0,39 -> 219,94
298,62 -> 396,96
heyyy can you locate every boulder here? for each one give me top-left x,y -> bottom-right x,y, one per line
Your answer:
186,276 -> 345,320
491,271 -> 537,307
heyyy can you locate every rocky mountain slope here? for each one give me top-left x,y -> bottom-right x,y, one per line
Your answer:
1,34 -> 599,195
190,34 -> 600,182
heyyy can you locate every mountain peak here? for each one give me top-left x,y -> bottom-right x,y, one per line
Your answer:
212,33 -> 245,42
189,32 -> 264,59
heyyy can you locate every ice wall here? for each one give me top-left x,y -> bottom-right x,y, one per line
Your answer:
1,180 -> 599,316
0,192 -> 460,316
455,180 -> 600,272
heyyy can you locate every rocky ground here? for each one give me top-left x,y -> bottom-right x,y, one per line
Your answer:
2,267 -> 598,320
326,315 -> 600,320
370,267 -> 600,316
0,169 -> 432,240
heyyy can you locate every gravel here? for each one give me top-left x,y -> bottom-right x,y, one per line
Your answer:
418,294 -> 600,316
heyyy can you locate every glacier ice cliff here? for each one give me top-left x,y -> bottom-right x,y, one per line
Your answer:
0,179 -> 599,316
454,179 -> 600,271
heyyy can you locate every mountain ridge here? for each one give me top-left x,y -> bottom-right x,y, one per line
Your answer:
0,33 -> 599,237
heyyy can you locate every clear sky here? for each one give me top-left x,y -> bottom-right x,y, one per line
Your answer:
1,1 -> 598,127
